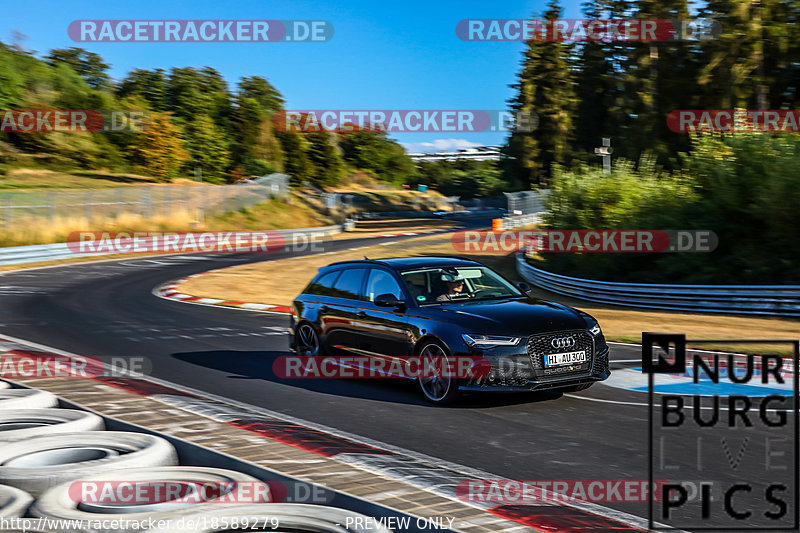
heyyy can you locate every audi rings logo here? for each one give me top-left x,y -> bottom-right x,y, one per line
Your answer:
551,336 -> 576,349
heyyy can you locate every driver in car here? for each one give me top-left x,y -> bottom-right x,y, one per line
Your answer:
436,273 -> 467,302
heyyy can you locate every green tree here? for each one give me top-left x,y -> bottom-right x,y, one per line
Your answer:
276,130 -> 313,184
117,69 -> 167,110
230,77 -> 285,171
165,67 -> 214,120
182,114 -> 232,182
338,129 -> 415,184
128,113 -> 190,182
306,131 -> 343,187
0,47 -> 24,108
505,0 -> 576,186
248,115 -> 285,173
238,76 -> 284,116
45,47 -> 110,89
695,0 -> 790,109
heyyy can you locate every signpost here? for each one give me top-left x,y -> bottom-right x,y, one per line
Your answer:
594,137 -> 613,174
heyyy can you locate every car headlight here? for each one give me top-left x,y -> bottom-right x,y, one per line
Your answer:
588,323 -> 602,336
462,334 -> 521,347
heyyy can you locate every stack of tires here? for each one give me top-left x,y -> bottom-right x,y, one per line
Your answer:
0,385 -> 392,533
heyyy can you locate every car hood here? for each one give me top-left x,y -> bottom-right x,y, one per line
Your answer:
422,298 -> 587,335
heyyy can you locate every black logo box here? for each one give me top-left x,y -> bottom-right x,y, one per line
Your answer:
643,333 -> 800,531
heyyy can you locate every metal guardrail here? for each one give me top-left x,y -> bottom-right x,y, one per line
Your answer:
516,253 -> 800,316
0,225 -> 342,267
359,209 -> 506,219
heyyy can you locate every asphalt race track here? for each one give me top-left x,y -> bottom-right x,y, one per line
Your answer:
0,228 -> 795,531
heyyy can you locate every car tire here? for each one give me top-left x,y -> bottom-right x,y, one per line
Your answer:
0,432 -> 178,497
416,340 -> 461,405
0,409 -> 105,442
0,390 -> 58,410
145,504 -> 394,533
31,466 -> 270,532
0,484 -> 33,518
559,383 -> 593,393
294,322 -> 322,357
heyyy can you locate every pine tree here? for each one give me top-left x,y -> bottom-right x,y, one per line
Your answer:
306,131 -> 343,187
276,130 -> 313,184
619,0 -> 696,163
182,114 -> 232,182
505,0 -> 576,186
695,0 -> 789,109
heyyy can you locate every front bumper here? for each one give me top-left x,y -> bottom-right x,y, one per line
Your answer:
457,331 -> 611,392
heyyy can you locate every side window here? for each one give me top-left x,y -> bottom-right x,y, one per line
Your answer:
365,269 -> 404,302
401,271 -> 432,302
330,268 -> 367,300
304,270 -> 341,296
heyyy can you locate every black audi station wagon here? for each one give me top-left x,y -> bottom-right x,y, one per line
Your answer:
290,256 -> 610,404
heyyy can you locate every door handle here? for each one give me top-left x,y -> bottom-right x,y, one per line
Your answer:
356,311 -> 367,318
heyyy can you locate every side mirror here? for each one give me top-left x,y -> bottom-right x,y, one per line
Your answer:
516,282 -> 532,294
375,293 -> 406,310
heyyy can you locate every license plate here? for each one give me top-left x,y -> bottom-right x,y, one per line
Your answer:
544,350 -> 586,367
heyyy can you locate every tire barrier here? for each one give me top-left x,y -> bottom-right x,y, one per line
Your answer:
0,409 -> 104,442
0,484 -> 33,518
0,390 -> 58,410
31,466 -> 271,533
0,432 -> 178,497
0,383 -> 396,532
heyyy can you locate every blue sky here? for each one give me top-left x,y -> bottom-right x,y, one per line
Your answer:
3,0 -> 586,151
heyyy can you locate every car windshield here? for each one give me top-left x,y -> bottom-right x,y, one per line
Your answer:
400,266 -> 523,304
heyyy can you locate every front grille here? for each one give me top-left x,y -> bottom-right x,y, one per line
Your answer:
527,330 -> 594,379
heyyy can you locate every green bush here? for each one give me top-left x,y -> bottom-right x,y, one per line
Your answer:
539,134 -> 800,284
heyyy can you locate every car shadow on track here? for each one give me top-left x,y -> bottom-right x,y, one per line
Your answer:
171,350 -> 563,408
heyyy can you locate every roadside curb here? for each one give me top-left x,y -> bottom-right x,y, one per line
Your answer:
153,229 -> 448,315
156,273 -> 294,314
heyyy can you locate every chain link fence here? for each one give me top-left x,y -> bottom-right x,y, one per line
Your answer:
503,190 -> 549,215
0,173 -> 289,226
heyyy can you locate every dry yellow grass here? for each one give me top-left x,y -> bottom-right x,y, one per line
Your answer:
178,236 -> 800,355
0,210 -> 199,247
178,234 -> 459,305
0,194 -> 329,247
0,168 -> 159,189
